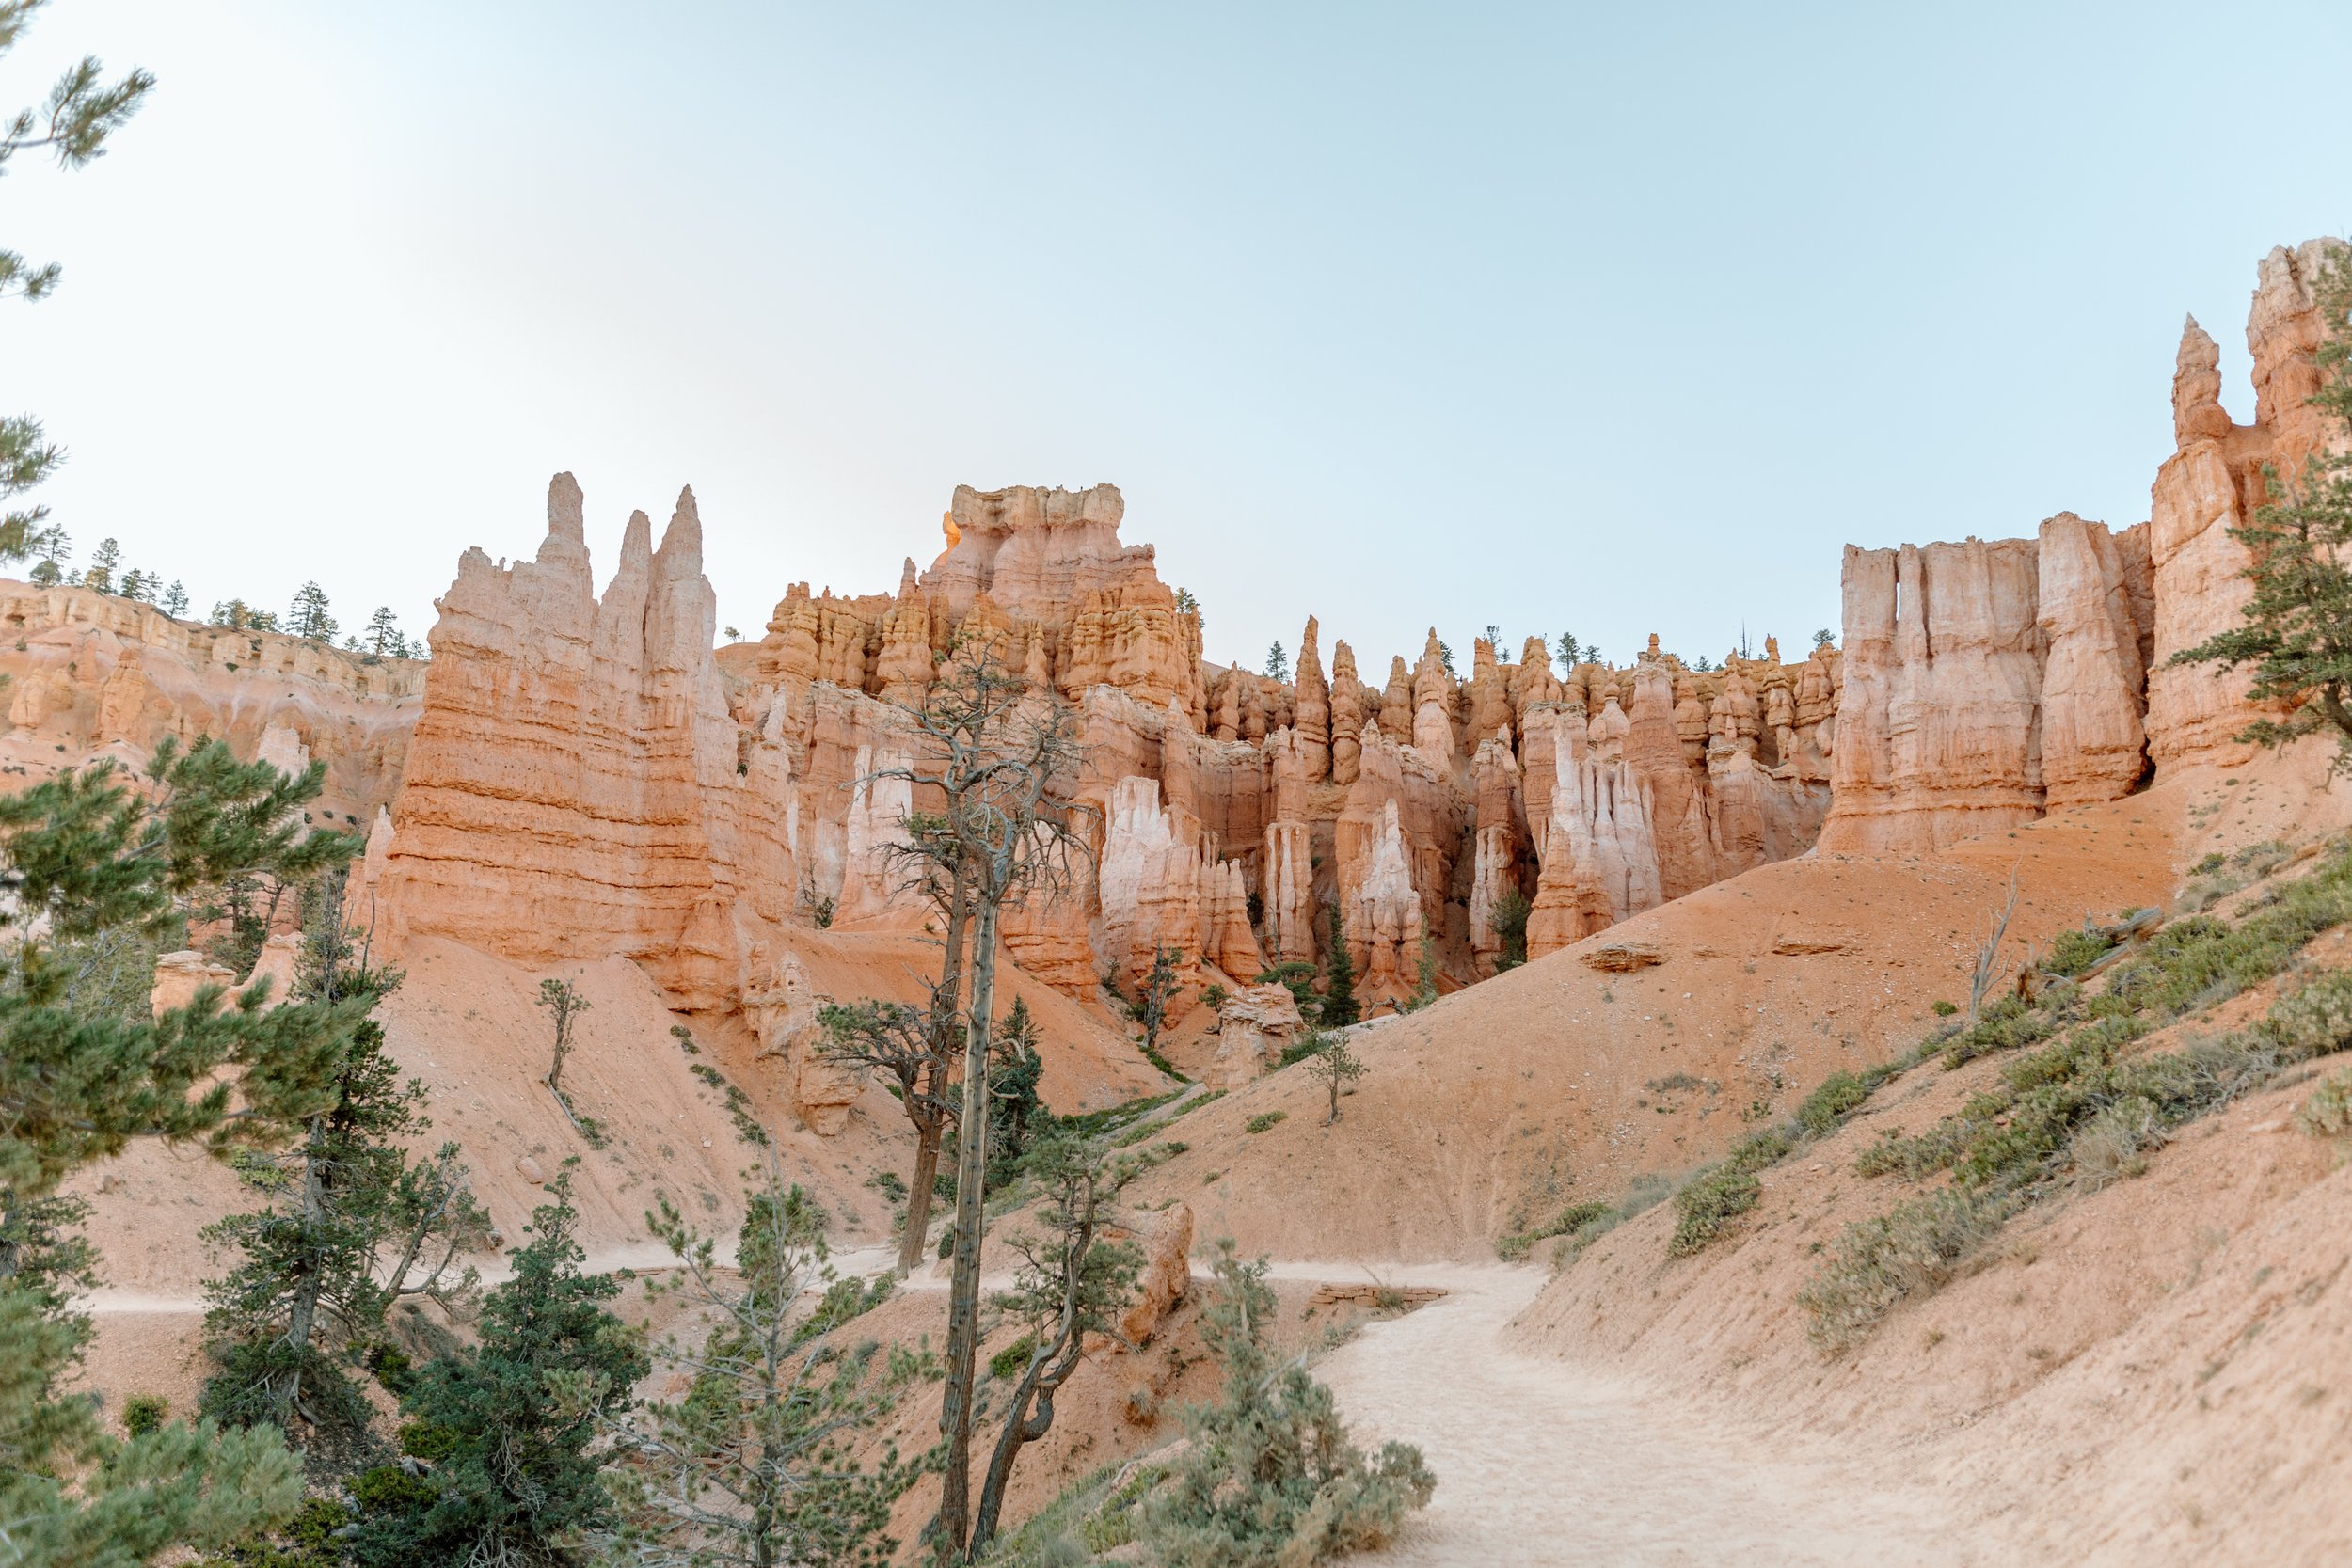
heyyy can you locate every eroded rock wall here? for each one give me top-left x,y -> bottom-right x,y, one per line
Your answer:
1821,238 -> 2343,854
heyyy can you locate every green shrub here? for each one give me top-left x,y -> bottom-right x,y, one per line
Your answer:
2298,1067 -> 2352,1136
991,1333 -> 1040,1381
1244,1111 -> 1287,1134
122,1393 -> 168,1437
1796,1188 -> 2013,1355
1140,1245 -> 1433,1565
1668,1167 -> 1761,1256
2041,925 -> 2117,978
1496,1200 -> 1611,1261
1795,1070 -> 1872,1135
1931,999 -> 1959,1017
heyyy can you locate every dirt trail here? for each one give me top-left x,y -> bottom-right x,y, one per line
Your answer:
1313,1264 -> 1973,1568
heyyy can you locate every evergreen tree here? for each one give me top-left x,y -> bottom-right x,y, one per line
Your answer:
1,416 -> 60,569
162,579 -> 188,618
2172,245 -> 2352,770
199,891 -> 489,1458
603,1167 -> 911,1568
1263,641 -> 1288,682
1142,1243 -> 1433,1566
1436,639 -> 1455,677
1320,904 -> 1359,1027
287,580 -> 336,643
1134,944 -> 1184,1063
79,535 -> 117,593
1812,627 -> 1835,649
1487,885 -> 1531,971
0,12 -> 151,562
348,1168 -> 646,1568
116,566 -> 146,601
1305,1033 -> 1368,1125
986,995 -> 1050,1191
818,994 -> 958,1277
869,641 -> 1086,1555
0,736 -> 367,1562
968,1132 -> 1142,1554
363,605 -> 402,657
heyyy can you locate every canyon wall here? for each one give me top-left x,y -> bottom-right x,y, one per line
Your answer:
367,479 -> 1839,1027
1820,239 -> 2342,854
0,582 -> 421,821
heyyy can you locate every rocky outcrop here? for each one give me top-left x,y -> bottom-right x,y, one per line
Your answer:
1209,984 -> 1304,1086
377,476 -> 779,1007
1823,238 -> 2343,853
2145,241 -> 2344,768
0,581 -> 421,818
1117,1201 -> 1194,1347
377,470 -> 1843,1023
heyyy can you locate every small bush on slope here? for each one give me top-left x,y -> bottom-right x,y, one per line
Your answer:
1799,844 -> 2352,1354
1139,1243 -> 1434,1567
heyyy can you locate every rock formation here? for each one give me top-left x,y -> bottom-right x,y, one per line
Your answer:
1821,238 -> 2343,853
1209,984 -> 1305,1086
361,473 -> 1846,1022
0,581 -> 422,818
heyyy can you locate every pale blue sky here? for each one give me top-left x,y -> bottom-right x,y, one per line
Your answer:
8,2 -> 2349,672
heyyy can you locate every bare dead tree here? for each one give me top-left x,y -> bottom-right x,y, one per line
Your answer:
1967,864 -> 2020,1021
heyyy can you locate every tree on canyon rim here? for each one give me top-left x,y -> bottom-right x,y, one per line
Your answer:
0,736 -> 372,1559
868,640 -> 1089,1559
0,0 -> 152,566
2173,244 -> 2352,772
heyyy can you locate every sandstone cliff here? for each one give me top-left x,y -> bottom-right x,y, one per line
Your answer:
0,580 -> 422,821
1820,239 -> 2342,854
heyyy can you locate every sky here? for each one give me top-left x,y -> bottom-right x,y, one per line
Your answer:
6,1 -> 2350,673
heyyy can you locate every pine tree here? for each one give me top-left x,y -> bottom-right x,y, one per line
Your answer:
872,641 -> 1086,1555
199,891 -> 489,1457
1812,627 -> 1835,649
817,994 -> 958,1275
348,1168 -> 646,1568
986,995 -> 1050,1191
80,535 -> 118,594
1264,641 -> 1288,683
363,605 -> 402,657
162,579 -> 188,618
0,736 -> 367,1561
1306,1033 -> 1368,1125
1320,904 -> 1360,1027
1142,1243 -> 1433,1565
968,1132 -> 1142,1554
116,566 -> 145,601
603,1166 -> 911,1567
287,581 -> 336,643
1134,943 -> 1185,1063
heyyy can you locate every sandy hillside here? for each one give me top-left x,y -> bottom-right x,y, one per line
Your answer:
1505,898 -> 2352,1564
67,916 -> 1163,1432
1122,750 -> 2352,1265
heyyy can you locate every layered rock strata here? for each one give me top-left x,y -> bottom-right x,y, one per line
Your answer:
374,476 -> 1841,1024
0,582 -> 422,818
1820,239 -> 2343,854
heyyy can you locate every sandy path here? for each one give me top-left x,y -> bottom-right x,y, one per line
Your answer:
1313,1264 -> 1972,1568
